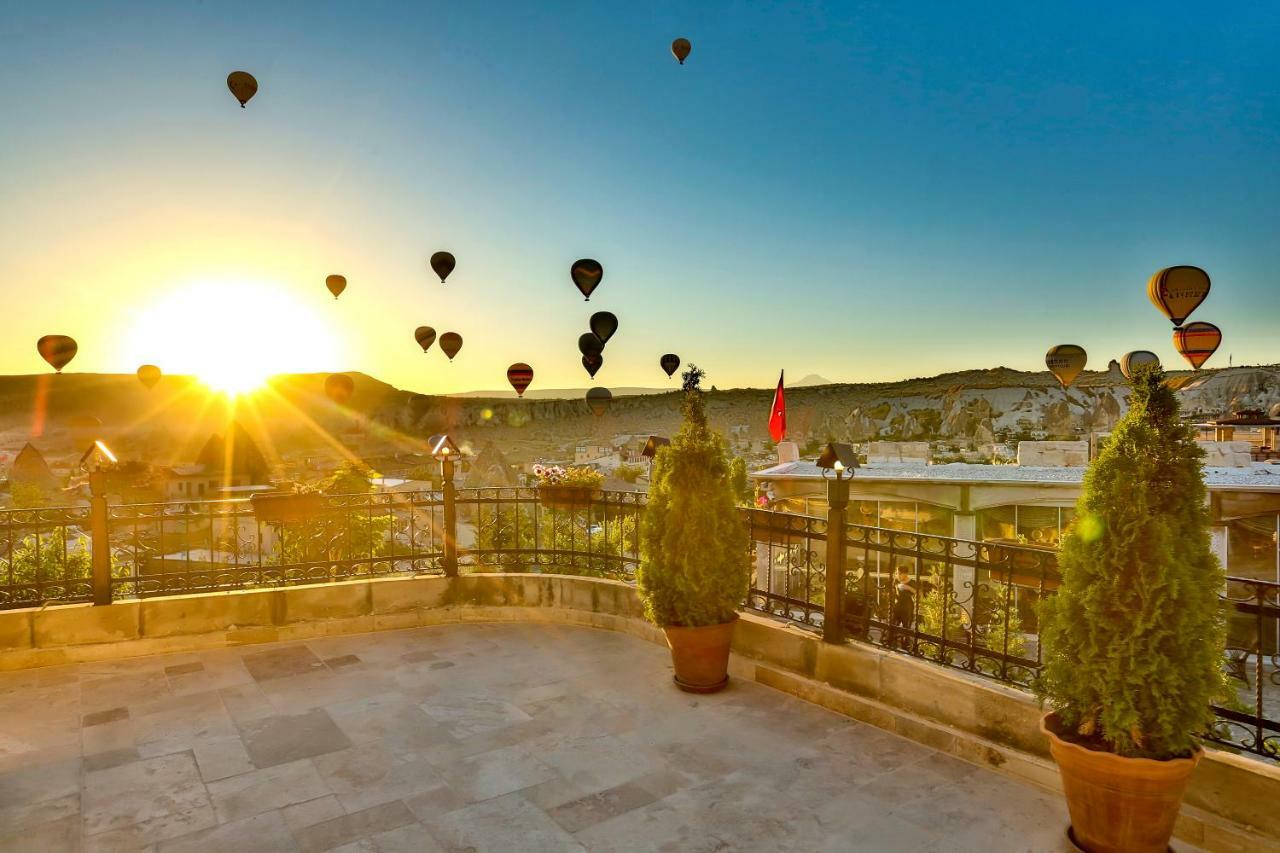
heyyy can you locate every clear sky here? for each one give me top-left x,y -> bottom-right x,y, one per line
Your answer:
1,2 -> 1276,395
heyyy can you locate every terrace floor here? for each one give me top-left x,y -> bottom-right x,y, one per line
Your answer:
0,622 -> 1191,853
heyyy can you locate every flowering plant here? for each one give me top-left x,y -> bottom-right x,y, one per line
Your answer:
531,464 -> 603,488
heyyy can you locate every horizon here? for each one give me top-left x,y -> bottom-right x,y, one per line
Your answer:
3,2 -> 1277,397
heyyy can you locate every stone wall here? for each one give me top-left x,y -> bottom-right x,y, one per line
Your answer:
1200,440 -> 1255,468
865,441 -> 930,466
0,576 -> 1275,852
1015,440 -> 1089,467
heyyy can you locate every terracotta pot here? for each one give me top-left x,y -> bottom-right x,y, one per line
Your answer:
1041,713 -> 1200,853
662,617 -> 738,693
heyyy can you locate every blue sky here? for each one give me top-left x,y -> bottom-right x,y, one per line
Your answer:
0,2 -> 1276,393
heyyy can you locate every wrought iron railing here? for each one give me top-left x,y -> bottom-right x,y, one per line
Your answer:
742,504 -> 1279,762
0,503 -> 94,608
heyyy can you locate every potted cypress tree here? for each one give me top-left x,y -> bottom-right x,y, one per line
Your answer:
1036,366 -> 1226,853
638,365 -> 750,693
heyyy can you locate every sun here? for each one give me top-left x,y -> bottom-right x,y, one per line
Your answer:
125,279 -> 343,396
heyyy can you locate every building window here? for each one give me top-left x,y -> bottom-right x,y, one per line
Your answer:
977,505 -> 1074,547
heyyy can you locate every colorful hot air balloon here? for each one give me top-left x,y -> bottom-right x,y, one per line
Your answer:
585,386 -> 612,417
1148,266 -> 1210,327
582,353 -> 603,379
1045,344 -> 1087,388
507,363 -> 534,397
440,332 -> 463,361
1173,322 -> 1221,370
325,373 -> 355,405
414,326 -> 437,353
430,251 -> 456,283
589,311 -> 618,345
136,364 -> 162,390
1119,351 -> 1161,380
671,38 -> 692,65
660,353 -> 680,377
578,332 -> 604,357
37,335 -> 77,373
325,274 -> 347,300
571,259 -> 603,301
227,71 -> 258,108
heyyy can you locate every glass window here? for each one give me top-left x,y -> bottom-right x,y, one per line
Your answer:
1226,514 -> 1279,582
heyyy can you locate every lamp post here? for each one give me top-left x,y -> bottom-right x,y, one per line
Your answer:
430,434 -> 461,578
816,442 -> 858,644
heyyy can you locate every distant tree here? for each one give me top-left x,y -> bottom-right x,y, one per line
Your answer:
321,462 -> 375,495
9,482 -> 47,508
615,463 -> 645,484
728,457 -> 752,505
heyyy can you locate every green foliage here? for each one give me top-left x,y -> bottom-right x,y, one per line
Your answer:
1036,367 -> 1226,759
637,365 -> 749,627
3,534 -> 91,587
9,482 -> 48,508
615,463 -> 645,484
321,463 -> 375,495
915,570 -> 1024,667
728,457 -> 752,505
473,503 -> 637,579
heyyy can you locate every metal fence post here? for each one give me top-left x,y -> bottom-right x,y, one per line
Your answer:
88,471 -> 111,605
441,457 -> 459,578
823,477 -> 849,643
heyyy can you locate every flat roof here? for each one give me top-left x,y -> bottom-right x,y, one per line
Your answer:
751,460 -> 1280,492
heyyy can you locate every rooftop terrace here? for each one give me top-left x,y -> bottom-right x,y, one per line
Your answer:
2,621 -> 1089,852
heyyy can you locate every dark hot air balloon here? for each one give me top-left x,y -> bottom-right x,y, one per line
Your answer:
571,259 -> 603,300
585,387 -> 612,417
136,364 -> 162,390
582,353 -> 603,379
325,274 -> 347,300
1148,266 -> 1210,327
430,252 -> 456,283
1045,344 -> 1087,388
414,326 -> 437,353
589,311 -> 618,345
507,363 -> 534,397
1173,322 -> 1221,370
1119,351 -> 1161,380
440,332 -> 463,361
37,335 -> 77,373
578,332 -> 604,357
227,71 -> 258,108
325,373 -> 355,405
671,38 -> 692,64
660,353 -> 680,377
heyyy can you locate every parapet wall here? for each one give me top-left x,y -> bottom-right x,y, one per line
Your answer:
0,575 -> 1275,852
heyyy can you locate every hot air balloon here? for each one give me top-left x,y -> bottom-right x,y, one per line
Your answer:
578,332 -> 604,357
37,335 -> 77,373
1148,266 -> 1210,327
660,354 -> 680,377
227,71 -> 258,108
324,274 -> 346,300
1173,322 -> 1221,370
585,387 -> 612,417
440,332 -> 463,361
1119,351 -> 1161,380
507,363 -> 534,397
571,259 -> 603,301
582,353 -> 603,379
414,326 -> 437,353
430,252 -> 456,283
589,311 -> 618,345
325,373 -> 354,405
136,364 -> 162,390
1045,344 -> 1087,388
671,38 -> 692,64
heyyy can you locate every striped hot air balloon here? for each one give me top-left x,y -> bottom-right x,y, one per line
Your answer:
507,363 -> 534,397
1172,322 -> 1221,370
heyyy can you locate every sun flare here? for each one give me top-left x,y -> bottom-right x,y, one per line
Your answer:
125,279 -> 343,396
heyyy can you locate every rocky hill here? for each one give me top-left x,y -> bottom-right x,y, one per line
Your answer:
1,364 -> 1276,469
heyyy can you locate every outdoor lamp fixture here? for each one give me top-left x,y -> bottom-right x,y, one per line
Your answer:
816,442 -> 858,481
429,434 -> 462,578
815,442 -> 857,645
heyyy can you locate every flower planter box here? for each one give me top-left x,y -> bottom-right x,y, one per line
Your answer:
537,485 -> 601,509
251,492 -> 327,524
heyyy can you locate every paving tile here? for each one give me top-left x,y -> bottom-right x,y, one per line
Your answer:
192,734 -> 254,782
419,696 -> 532,739
206,758 -> 331,823
82,751 -> 212,838
83,707 -> 129,727
544,779 -> 661,833
164,662 -> 205,677
157,809 -> 298,853
0,757 -> 81,831
438,743 -> 560,803
239,708 -> 353,769
242,644 -> 326,682
424,792 -> 584,853
0,813 -> 82,853
281,795 -> 347,833
325,655 -> 361,668
292,800 -> 417,853
328,823 -> 445,853
313,742 -> 447,813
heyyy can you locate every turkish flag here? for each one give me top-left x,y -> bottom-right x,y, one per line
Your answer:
768,370 -> 786,443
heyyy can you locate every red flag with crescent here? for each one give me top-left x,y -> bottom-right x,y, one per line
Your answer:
768,370 -> 786,443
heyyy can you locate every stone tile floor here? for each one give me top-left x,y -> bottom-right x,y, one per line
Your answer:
0,622 -> 1190,852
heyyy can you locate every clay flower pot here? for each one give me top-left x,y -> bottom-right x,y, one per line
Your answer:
662,616 -> 738,693
1041,713 -> 1200,853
